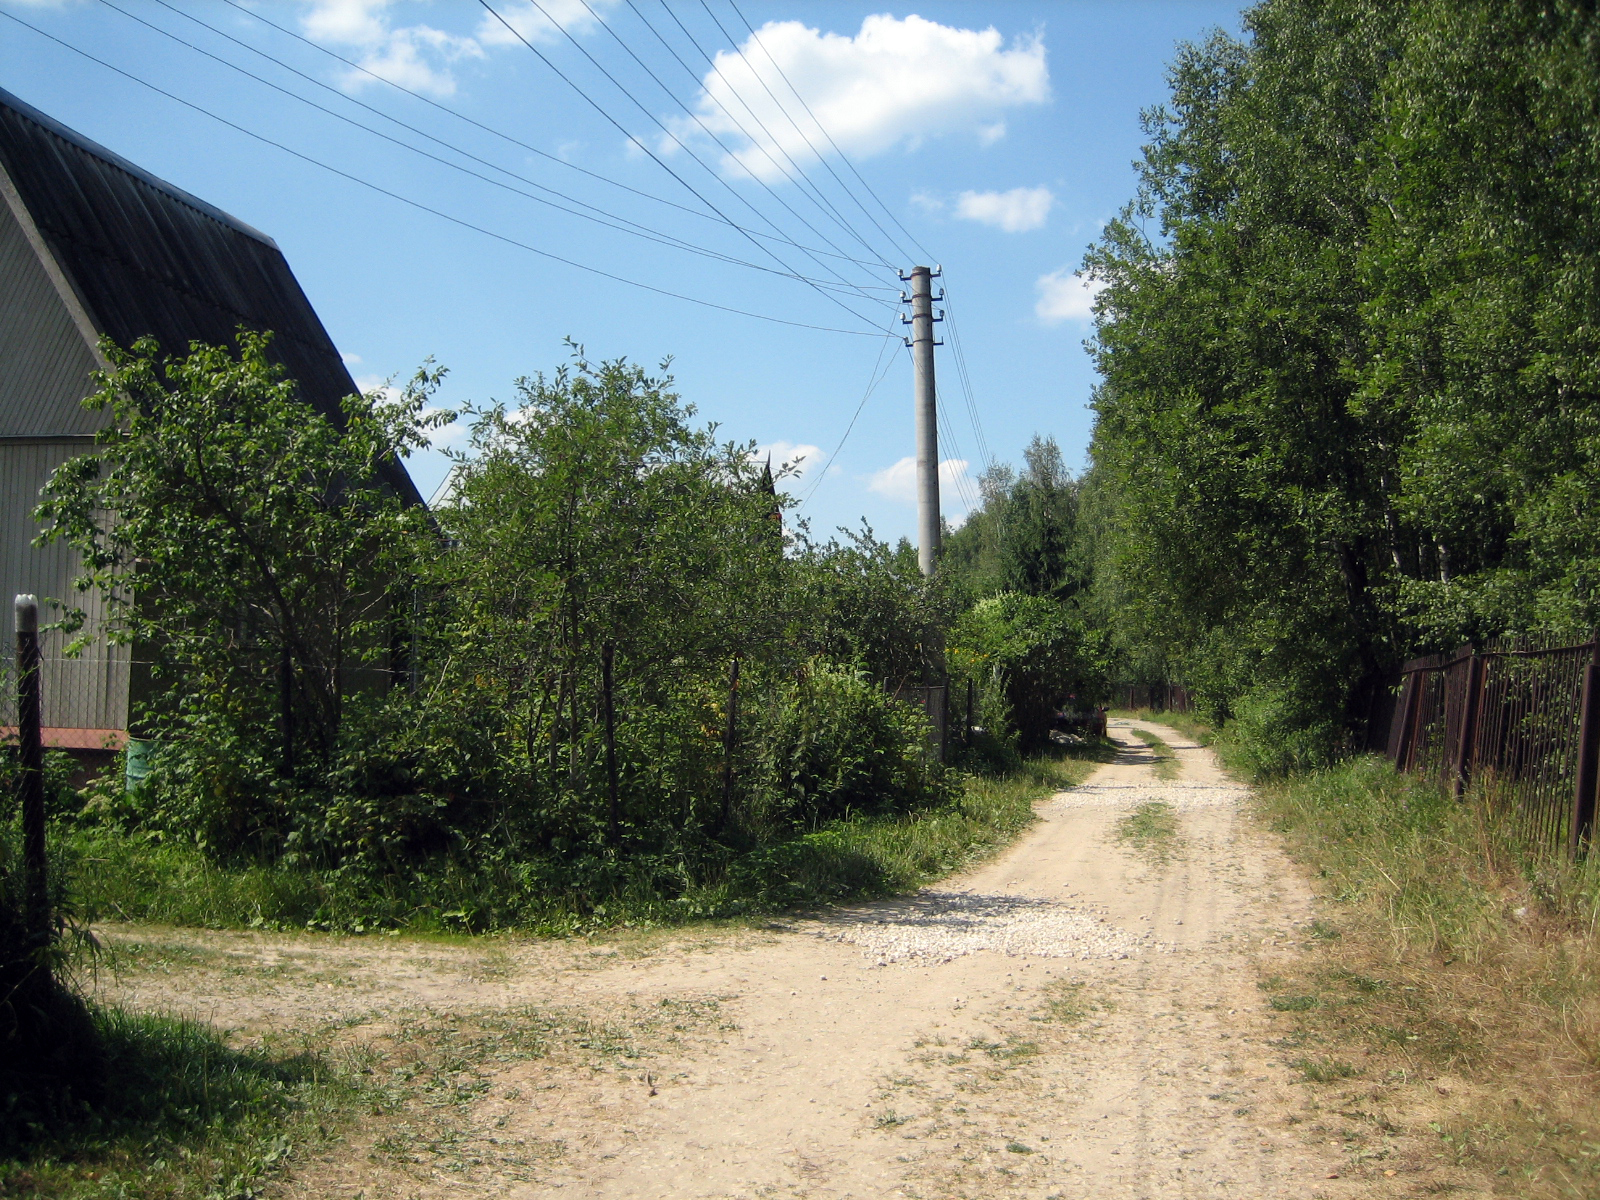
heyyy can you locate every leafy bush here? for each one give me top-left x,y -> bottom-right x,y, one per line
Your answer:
740,663 -> 946,833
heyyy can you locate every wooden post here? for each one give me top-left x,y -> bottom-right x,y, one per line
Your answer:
602,642 -> 620,848
1571,636 -> 1600,856
1454,651 -> 1486,799
15,595 -> 48,948
965,679 -> 974,748
719,655 -> 741,832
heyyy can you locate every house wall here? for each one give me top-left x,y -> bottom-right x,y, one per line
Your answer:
0,191 -> 126,736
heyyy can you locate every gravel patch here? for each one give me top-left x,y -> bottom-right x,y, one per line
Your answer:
814,890 -> 1153,964
1044,782 -> 1247,812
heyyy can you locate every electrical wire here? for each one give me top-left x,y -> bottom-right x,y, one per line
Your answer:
210,0 -> 885,271
0,8 -> 898,339
796,337 -> 901,514
722,0 -> 930,266
641,0 -> 895,271
477,0 -> 892,335
573,0 -> 895,299
103,0 -> 883,298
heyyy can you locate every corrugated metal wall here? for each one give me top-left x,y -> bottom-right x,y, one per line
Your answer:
0,198 -> 125,734
0,438 -> 129,733
0,190 -> 103,437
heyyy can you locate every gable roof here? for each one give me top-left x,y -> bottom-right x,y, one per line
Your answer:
0,87 -> 422,506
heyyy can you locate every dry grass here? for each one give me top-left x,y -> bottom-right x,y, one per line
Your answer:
1256,755 -> 1600,1197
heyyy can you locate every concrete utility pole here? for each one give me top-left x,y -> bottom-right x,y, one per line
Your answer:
902,265 -> 943,577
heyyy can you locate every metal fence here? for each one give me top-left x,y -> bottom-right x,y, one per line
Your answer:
0,651 -> 129,750
1111,683 -> 1192,713
1386,637 -> 1599,855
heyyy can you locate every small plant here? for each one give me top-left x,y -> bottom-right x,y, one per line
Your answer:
1116,801 -> 1182,863
1130,729 -> 1181,780
1290,1057 -> 1361,1083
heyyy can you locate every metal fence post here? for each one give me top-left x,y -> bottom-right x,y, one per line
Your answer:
15,594 -> 48,948
1454,650 -> 1486,798
1570,636 -> 1600,856
1393,670 -> 1421,770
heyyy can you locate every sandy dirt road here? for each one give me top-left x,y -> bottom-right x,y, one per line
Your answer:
95,720 -> 1456,1199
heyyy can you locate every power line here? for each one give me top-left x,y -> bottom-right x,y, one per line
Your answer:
210,0 -> 885,271
477,0 -> 892,335
0,8 -> 897,339
796,337 -> 901,514
103,0 -> 882,298
641,0 -> 896,271
721,0 -> 931,266
563,0 -> 891,309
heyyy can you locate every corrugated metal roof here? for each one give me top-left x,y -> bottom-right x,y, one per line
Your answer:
0,87 -> 423,506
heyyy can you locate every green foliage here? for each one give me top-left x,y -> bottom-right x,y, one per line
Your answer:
951,593 -> 1108,752
740,662 -> 946,832
36,331 -> 445,856
1085,0 -> 1600,751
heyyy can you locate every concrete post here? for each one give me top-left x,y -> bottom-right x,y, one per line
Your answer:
907,266 -> 941,578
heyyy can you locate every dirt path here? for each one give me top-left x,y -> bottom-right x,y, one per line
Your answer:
93,720 -> 1444,1199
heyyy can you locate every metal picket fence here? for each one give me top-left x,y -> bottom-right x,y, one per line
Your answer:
1386,637 -> 1599,855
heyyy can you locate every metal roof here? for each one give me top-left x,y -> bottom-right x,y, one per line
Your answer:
0,87 -> 423,506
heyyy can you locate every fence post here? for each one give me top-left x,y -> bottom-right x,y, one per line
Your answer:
15,595 -> 48,949
1454,650 -> 1486,799
1571,636 -> 1600,856
1393,671 -> 1421,770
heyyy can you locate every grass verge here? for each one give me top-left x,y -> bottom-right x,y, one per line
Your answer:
1255,754 -> 1600,1196
63,746 -> 1104,936
2,1004 -> 353,1199
7,748 -> 1104,1197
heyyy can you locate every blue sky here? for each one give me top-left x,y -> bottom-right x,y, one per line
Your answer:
1,0 -> 1244,541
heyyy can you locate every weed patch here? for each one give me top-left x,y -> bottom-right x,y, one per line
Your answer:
1257,754 -> 1600,1196
1115,801 -> 1183,864
1129,729 -> 1181,780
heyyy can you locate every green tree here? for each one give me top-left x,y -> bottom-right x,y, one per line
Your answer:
36,332 -> 443,852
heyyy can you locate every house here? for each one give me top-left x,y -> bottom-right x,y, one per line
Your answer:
0,87 -> 422,758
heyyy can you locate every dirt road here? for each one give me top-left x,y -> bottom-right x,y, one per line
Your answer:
95,720 -> 1441,1198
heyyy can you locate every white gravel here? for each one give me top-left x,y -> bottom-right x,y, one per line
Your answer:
810,777 -> 1246,965
816,890 -> 1153,964
1043,781 -> 1247,812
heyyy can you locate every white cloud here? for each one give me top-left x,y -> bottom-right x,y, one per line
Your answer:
955,186 -> 1053,233
298,0 -> 613,97
1034,268 -> 1105,323
867,456 -> 975,513
754,440 -> 823,493
474,0 -> 611,47
666,14 -> 1049,181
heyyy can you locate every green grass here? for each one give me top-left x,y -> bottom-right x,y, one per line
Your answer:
1255,754 -> 1600,1196
1115,801 -> 1183,863
1111,707 -> 1214,748
64,747 -> 1105,937
1129,728 -> 1181,780
2,1005 -> 354,1199
8,747 -> 1110,1196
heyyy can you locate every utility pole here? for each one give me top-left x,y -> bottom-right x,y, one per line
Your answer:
901,265 -> 943,577
901,268 -> 948,762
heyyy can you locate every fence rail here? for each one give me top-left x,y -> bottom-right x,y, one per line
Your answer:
1386,637 -> 1599,855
